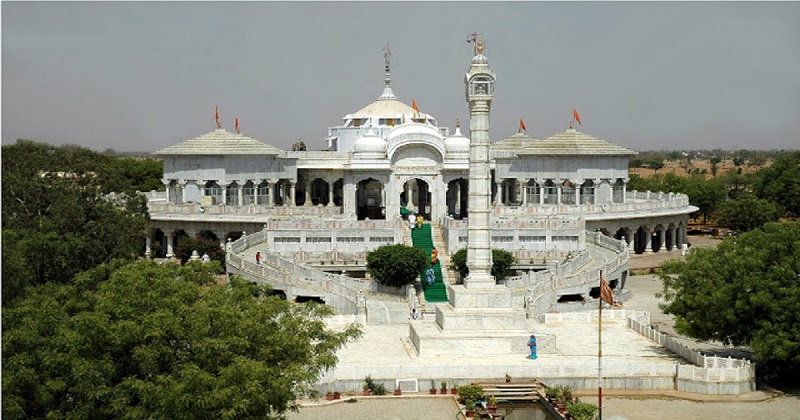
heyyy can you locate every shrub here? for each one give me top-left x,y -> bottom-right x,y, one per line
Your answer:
366,244 -> 427,288
567,401 -> 598,420
457,383 -> 485,405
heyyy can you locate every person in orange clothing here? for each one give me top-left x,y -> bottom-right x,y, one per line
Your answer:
431,248 -> 438,265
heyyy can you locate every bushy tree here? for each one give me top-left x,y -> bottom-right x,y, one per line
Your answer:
715,195 -> 783,232
658,221 -> 800,367
681,176 -> 726,223
451,248 -> 516,281
366,244 -> 427,288
2,260 -> 362,419
753,151 -> 800,217
2,140 -> 156,303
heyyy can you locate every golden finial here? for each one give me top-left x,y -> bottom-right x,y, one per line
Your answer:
476,39 -> 484,55
569,120 -> 574,129
456,119 -> 460,128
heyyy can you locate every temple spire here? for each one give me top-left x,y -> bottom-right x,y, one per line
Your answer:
378,42 -> 397,100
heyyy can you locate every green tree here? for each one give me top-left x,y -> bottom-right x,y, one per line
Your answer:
646,158 -> 665,173
366,244 -> 427,288
2,260 -> 362,419
715,195 -> 783,232
658,221 -> 800,366
451,248 -> 516,281
2,141 -> 154,303
682,176 -> 726,223
753,151 -> 800,217
709,156 -> 722,177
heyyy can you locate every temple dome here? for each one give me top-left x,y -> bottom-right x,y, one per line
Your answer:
444,125 -> 470,154
352,127 -> 386,157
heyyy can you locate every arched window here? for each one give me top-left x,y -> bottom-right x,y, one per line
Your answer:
225,182 -> 239,206
204,181 -> 222,205
561,181 -> 576,205
242,181 -> 255,205
257,181 -> 270,205
613,179 -> 625,203
527,180 -> 540,205
543,180 -> 558,205
580,180 -> 595,205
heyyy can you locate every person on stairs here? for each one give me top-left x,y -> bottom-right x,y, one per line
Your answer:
416,214 -> 424,229
425,267 -> 435,286
431,248 -> 439,265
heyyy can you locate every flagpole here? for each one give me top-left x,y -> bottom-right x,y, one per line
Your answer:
598,269 -> 603,420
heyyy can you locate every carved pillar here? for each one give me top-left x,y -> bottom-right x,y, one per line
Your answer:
326,179 -> 336,206
145,235 -> 152,258
521,178 -> 528,205
305,179 -> 312,206
289,182 -> 296,206
166,233 -> 175,258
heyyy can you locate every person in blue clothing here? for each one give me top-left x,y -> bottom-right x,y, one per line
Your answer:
527,335 -> 538,360
425,267 -> 435,286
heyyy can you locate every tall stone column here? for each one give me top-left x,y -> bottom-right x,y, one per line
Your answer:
464,51 -> 496,288
305,180 -> 312,206
289,183 -> 296,206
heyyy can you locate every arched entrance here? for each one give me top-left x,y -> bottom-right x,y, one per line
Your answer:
401,178 -> 431,220
446,178 -> 468,219
356,178 -> 385,220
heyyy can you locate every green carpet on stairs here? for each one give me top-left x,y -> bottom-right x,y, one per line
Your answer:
411,223 -> 448,302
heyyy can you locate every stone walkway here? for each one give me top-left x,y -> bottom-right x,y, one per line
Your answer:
284,234 -> 800,419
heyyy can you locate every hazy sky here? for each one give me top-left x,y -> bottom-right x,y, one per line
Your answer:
3,1 -> 799,152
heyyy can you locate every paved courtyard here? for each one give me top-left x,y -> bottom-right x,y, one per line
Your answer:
286,235 -> 800,419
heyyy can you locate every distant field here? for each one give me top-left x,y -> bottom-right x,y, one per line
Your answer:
629,159 -> 768,179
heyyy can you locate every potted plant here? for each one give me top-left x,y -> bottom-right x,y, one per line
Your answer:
363,375 -> 374,396
325,391 -> 335,401
465,401 -> 477,418
486,396 -> 498,414
333,391 -> 341,400
567,401 -> 599,420
450,382 -> 458,395
457,383 -> 485,405
429,380 -> 437,394
372,383 -> 386,395
440,381 -> 448,394
505,373 -> 512,383
394,387 -> 402,396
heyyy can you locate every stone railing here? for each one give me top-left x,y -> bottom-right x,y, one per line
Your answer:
148,201 -> 344,217
504,231 -> 629,317
491,191 -> 692,217
227,230 -> 370,314
628,316 -> 755,393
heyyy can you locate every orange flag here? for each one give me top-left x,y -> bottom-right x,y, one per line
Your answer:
519,119 -> 527,132
412,99 -> 419,114
600,274 -> 615,306
573,108 -> 582,125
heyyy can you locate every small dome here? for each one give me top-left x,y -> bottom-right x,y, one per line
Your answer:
353,127 -> 386,156
471,54 -> 489,65
445,125 -> 470,154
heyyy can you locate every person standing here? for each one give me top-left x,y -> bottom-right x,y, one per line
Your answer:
431,248 -> 438,265
425,267 -> 435,286
255,251 -> 261,265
